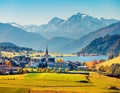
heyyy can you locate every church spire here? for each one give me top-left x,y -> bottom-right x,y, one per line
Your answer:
46,46 -> 48,62
0,49 -> 2,57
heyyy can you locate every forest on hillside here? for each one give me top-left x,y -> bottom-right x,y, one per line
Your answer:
79,35 -> 120,56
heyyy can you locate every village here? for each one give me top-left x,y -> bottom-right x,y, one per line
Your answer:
0,47 -> 104,75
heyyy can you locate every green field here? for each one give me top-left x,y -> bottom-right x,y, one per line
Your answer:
0,72 -> 120,93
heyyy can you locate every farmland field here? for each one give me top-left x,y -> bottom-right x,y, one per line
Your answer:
0,72 -> 120,93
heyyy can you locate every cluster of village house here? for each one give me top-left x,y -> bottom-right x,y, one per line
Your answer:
0,56 -> 83,74
0,48 -> 104,74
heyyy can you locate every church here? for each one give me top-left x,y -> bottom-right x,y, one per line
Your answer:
40,47 -> 70,70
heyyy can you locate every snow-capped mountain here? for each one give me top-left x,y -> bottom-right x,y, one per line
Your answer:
16,12 -> 119,39
9,22 -> 39,32
4,12 -> 120,53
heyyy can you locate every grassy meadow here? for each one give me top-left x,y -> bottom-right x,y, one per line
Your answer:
0,72 -> 120,93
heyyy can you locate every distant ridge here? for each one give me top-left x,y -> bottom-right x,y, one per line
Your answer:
58,22 -> 120,53
4,13 -> 120,52
10,12 -> 119,39
0,42 -> 33,52
0,42 -> 18,47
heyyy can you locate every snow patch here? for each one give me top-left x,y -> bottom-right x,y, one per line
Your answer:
82,14 -> 87,20
10,23 -> 20,27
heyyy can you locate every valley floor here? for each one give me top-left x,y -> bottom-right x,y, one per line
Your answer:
0,72 -> 120,93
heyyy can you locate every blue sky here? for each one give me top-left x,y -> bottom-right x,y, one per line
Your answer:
0,0 -> 120,25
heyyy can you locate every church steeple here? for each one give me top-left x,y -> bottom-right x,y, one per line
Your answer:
46,46 -> 48,62
0,50 -> 1,57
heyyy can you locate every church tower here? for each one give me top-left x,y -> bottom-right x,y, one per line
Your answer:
0,50 -> 1,57
45,46 -> 48,62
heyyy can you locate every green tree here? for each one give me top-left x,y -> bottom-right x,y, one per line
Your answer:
17,68 -> 23,74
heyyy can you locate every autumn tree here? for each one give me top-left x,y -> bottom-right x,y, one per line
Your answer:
5,60 -> 12,67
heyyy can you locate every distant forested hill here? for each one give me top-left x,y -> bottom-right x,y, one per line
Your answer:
78,35 -> 120,56
0,42 -> 33,52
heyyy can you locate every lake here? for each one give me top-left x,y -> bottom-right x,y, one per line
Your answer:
55,55 -> 108,62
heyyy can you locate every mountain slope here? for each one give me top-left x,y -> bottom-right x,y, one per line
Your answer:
0,23 -> 47,49
59,22 -> 120,53
41,36 -> 74,52
17,12 -> 119,39
78,35 -> 120,56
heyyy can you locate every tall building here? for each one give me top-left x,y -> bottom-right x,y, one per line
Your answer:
0,50 -> 1,57
45,46 -> 48,62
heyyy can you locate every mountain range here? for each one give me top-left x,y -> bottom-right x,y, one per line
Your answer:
10,13 -> 119,39
58,22 -> 120,53
1,12 -> 120,53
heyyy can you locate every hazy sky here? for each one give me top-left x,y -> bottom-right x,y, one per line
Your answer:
0,0 -> 120,25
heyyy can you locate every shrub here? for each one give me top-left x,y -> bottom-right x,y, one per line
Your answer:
30,68 -> 34,72
38,68 -> 42,72
53,67 -> 57,73
65,68 -> 68,73
50,68 -> 57,73
98,65 -> 105,72
58,68 -> 62,73
46,67 -> 51,73
23,68 -> 28,74
36,68 -> 39,72
109,86 -> 120,90
17,68 -> 23,74
41,68 -> 47,73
